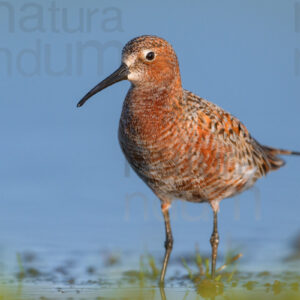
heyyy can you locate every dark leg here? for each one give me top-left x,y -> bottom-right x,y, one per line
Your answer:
159,203 -> 173,286
210,210 -> 219,279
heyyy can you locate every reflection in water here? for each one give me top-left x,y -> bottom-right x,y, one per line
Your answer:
285,231 -> 300,261
1,248 -> 300,300
160,286 -> 166,300
1,284 -> 300,300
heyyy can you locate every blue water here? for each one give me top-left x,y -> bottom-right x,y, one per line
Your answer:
0,0 -> 299,284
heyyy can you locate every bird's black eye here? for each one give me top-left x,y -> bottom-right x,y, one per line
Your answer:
145,51 -> 155,61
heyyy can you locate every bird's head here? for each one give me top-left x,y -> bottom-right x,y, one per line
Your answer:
77,35 -> 181,107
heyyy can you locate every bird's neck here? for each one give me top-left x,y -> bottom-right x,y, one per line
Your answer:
120,76 -> 184,140
129,75 -> 184,110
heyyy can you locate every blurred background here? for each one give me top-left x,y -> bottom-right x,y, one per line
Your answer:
0,0 -> 299,281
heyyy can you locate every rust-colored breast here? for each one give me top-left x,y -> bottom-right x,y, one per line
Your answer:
119,88 -> 273,203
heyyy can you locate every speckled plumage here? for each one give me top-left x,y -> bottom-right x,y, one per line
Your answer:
118,36 -> 289,208
78,35 -> 300,283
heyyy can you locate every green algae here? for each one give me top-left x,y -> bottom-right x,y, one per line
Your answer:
1,248 -> 300,300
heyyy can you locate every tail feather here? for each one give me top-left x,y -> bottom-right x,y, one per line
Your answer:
262,145 -> 300,156
261,145 -> 300,171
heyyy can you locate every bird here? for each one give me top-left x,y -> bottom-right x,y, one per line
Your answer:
77,35 -> 300,285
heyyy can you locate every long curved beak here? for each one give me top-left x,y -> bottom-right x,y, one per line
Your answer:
77,63 -> 129,107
